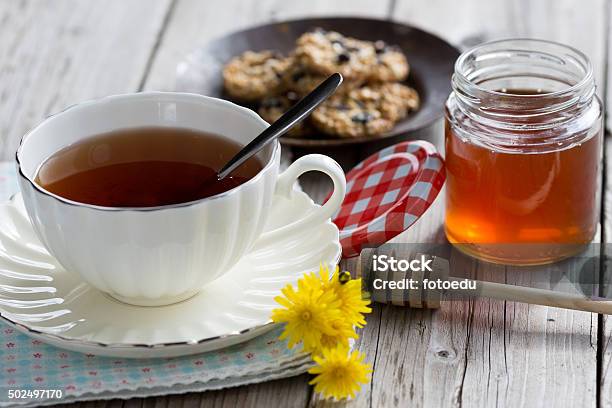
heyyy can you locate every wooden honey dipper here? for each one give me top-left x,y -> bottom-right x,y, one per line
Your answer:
355,248 -> 612,314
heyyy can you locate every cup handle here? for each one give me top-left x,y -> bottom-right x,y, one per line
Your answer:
257,154 -> 346,245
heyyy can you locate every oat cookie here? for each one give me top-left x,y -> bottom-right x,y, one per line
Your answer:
258,92 -> 310,137
310,95 -> 392,139
223,51 -> 291,101
370,41 -> 410,82
311,83 -> 419,138
351,82 -> 420,122
295,29 -> 377,80
311,98 -> 395,138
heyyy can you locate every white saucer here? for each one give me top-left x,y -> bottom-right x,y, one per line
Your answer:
0,192 -> 341,358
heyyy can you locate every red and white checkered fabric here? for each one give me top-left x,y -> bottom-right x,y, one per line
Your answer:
332,141 -> 445,258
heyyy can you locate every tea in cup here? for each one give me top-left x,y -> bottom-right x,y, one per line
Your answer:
17,92 -> 346,306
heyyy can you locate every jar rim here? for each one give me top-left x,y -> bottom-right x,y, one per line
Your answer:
454,38 -> 594,99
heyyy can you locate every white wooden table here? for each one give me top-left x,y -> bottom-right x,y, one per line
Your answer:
2,1 -> 611,407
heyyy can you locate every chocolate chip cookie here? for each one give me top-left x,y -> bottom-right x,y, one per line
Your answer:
311,83 -> 419,138
223,51 -> 291,101
295,29 -> 377,80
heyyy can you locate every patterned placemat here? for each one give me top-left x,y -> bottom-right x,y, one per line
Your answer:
0,325 -> 310,407
0,161 -> 310,407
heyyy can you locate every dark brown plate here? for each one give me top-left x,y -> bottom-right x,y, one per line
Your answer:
176,17 -> 459,147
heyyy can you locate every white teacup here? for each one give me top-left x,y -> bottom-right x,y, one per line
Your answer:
16,92 -> 346,306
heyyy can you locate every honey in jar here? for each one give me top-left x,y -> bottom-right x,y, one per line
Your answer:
444,40 -> 602,265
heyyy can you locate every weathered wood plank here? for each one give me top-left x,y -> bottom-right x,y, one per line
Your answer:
0,0 -> 173,160
122,375 -> 312,408
393,0 -> 608,96
143,0 -> 393,91
598,137 -> 612,407
607,0 -> 612,131
453,265 -> 598,407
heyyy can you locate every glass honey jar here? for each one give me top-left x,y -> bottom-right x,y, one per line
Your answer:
444,39 -> 602,265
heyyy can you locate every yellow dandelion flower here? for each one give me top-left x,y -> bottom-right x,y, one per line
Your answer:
335,277 -> 371,328
308,345 -> 372,400
304,265 -> 372,327
302,265 -> 371,328
271,277 -> 342,351
301,264 -> 336,292
319,319 -> 357,351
